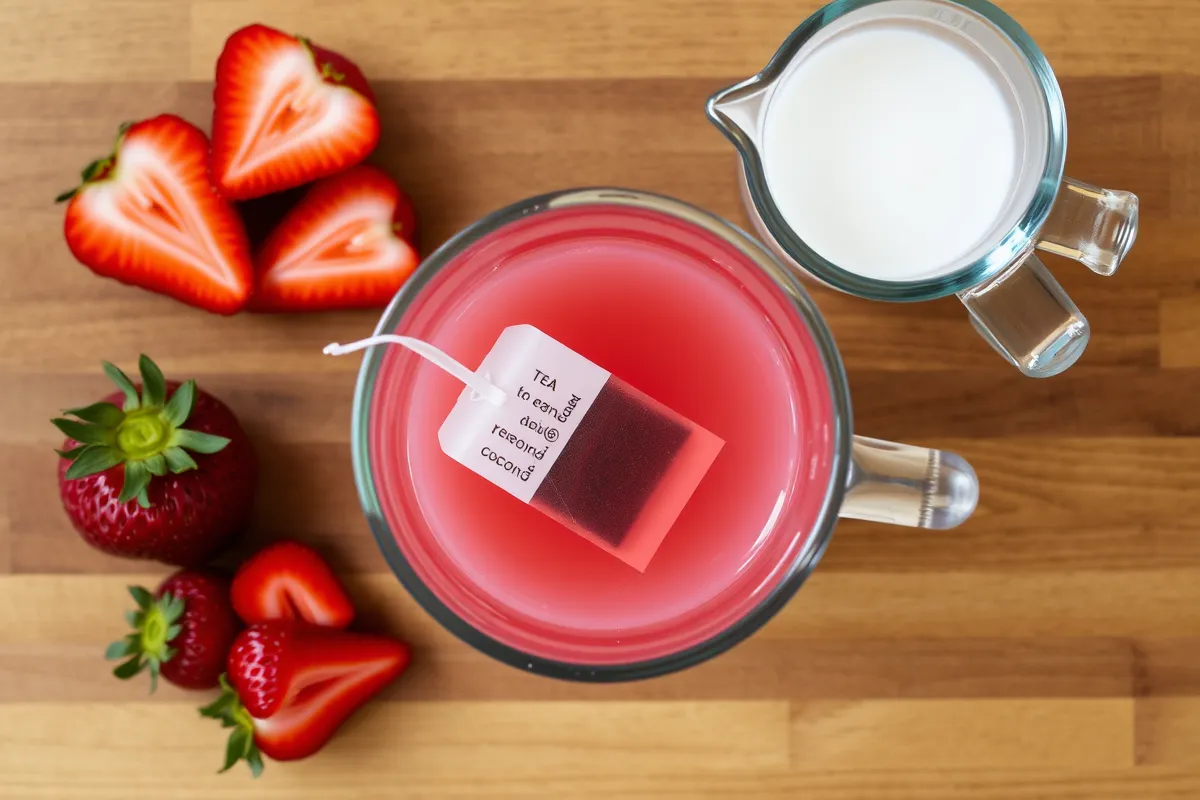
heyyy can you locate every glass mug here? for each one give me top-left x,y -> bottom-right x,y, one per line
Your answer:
706,0 -> 1139,378
349,189 -> 978,681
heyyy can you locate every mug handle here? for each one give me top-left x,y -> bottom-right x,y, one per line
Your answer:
957,177 -> 1139,378
958,253 -> 1088,379
1035,178 -> 1139,277
840,437 -> 979,530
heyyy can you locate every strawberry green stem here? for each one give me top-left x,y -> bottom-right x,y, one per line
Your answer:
52,355 -> 231,508
117,409 -> 171,457
199,675 -> 265,778
140,603 -> 169,652
54,122 -> 130,203
106,586 -> 185,693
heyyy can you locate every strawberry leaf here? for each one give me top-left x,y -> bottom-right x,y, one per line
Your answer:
171,429 -> 231,454
104,637 -> 137,660
54,188 -> 77,203
103,361 -> 141,411
223,727 -> 252,773
162,380 -> 196,427
138,355 -> 166,408
143,453 -> 167,477
118,461 -> 150,506
163,593 -> 186,622
64,401 -> 125,427
113,656 -> 144,680
199,693 -> 235,722
80,158 -> 108,182
246,747 -> 264,778
128,586 -> 154,609
201,677 -> 246,729
55,446 -> 87,459
164,447 -> 198,473
203,676 -> 265,778
51,418 -> 114,446
64,445 -> 125,480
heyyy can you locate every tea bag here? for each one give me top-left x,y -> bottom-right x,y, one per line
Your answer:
326,325 -> 723,571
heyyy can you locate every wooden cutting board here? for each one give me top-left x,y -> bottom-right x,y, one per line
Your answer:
1,1 -> 1197,797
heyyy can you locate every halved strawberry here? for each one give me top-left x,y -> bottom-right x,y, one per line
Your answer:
58,115 -> 253,315
252,165 -> 419,311
231,541 -> 355,629
201,622 -> 410,776
212,24 -> 381,201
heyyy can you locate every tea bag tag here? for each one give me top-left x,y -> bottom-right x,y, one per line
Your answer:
322,326 -> 609,502
438,325 -> 610,502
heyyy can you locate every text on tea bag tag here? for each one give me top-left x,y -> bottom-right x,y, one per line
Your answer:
438,325 -> 610,502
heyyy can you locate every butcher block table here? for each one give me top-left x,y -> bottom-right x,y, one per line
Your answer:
1,0 -> 1198,797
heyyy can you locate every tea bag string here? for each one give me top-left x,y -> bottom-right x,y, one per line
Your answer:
323,335 -> 507,406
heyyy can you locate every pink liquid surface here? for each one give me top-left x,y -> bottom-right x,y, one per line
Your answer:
369,203 -> 837,663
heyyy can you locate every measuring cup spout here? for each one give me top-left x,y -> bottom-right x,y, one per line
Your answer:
706,80 -> 771,153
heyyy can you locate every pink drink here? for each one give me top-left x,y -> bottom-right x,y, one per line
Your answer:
368,202 -> 837,665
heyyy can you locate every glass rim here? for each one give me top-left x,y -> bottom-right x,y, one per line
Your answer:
350,187 -> 855,681
705,0 -> 1068,302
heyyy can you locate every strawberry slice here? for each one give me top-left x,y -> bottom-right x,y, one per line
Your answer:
201,622 -> 410,775
212,24 -> 381,200
58,115 -> 253,315
231,541 -> 355,629
252,165 -> 419,311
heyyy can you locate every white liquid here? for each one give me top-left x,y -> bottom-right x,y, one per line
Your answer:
763,23 -> 1023,282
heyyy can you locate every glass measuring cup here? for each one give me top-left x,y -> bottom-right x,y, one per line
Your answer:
350,188 -> 979,680
706,0 -> 1139,378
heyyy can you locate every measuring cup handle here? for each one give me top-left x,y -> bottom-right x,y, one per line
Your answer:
958,253 -> 1089,378
1036,178 -> 1139,276
840,436 -> 978,530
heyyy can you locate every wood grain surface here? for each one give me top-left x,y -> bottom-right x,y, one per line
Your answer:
0,0 -> 1195,797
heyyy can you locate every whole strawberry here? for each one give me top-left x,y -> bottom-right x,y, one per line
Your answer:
107,569 -> 239,691
54,355 -> 257,566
